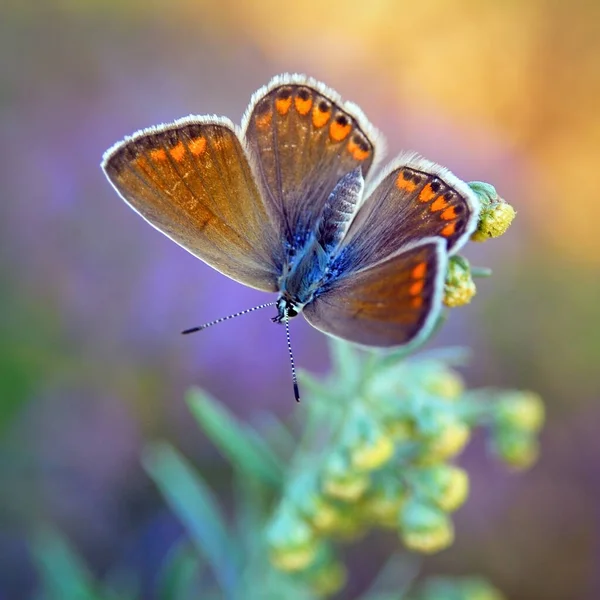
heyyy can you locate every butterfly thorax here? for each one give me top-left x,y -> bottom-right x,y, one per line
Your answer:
275,167 -> 365,320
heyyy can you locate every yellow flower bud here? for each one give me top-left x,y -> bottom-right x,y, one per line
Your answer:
423,367 -> 465,400
400,499 -> 455,554
414,465 -> 469,513
322,452 -> 371,502
308,561 -> 347,596
437,467 -> 469,512
384,419 -> 415,443
350,432 -> 395,471
269,544 -> 319,572
327,511 -> 366,542
468,181 -> 516,242
471,202 -> 516,242
266,507 -> 319,572
418,420 -> 471,464
417,576 -> 506,600
496,391 -> 545,433
307,498 -> 343,534
463,579 -> 506,600
492,430 -> 539,470
360,479 -> 408,528
444,256 -> 476,308
322,474 -> 370,502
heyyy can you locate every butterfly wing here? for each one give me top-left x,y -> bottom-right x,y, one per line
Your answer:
340,153 -> 480,272
243,74 -> 382,253
102,117 -> 282,292
303,238 -> 447,347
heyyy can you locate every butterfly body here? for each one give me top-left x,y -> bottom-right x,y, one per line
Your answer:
102,74 -> 480,351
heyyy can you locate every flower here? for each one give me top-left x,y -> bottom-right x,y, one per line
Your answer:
360,477 -> 408,528
444,256 -> 477,308
491,429 -> 539,470
417,412 -> 471,463
412,464 -> 470,513
321,451 -> 371,501
495,391 -> 545,433
423,366 -> 465,400
399,498 -> 455,553
468,181 -> 516,242
306,560 -> 347,596
267,506 -> 320,572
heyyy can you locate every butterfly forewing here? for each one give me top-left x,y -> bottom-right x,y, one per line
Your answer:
341,154 -> 479,272
243,75 -> 380,252
102,118 -> 282,291
303,238 -> 447,347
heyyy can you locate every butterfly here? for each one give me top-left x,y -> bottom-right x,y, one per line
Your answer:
102,74 -> 480,400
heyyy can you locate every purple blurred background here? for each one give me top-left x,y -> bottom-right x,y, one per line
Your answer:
1,2 -> 599,599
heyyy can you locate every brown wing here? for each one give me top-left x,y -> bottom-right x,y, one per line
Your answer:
341,153 -> 480,272
242,74 -> 382,253
303,238 -> 447,347
102,117 -> 282,291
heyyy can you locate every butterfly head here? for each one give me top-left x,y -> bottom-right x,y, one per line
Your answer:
272,295 -> 301,323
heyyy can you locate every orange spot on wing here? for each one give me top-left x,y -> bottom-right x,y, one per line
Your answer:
441,222 -> 456,237
295,96 -> 312,115
411,296 -> 424,308
188,137 -> 207,156
441,207 -> 458,220
275,97 -> 292,115
396,171 -> 417,192
312,105 -> 331,128
347,139 -> 370,161
412,261 -> 427,279
169,142 -> 185,162
329,119 -> 351,141
430,196 -> 449,212
150,148 -> 167,161
255,110 -> 272,129
409,280 -> 425,296
419,183 -> 436,203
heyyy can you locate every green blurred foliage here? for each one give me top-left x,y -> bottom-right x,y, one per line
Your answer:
31,340 -> 542,599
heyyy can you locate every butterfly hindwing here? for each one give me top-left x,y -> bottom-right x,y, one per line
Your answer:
102,117 -> 282,291
303,238 -> 447,347
341,154 -> 480,272
243,74 -> 382,254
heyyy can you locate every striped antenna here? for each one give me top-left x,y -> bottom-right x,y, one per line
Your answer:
283,308 -> 300,402
181,301 -> 277,334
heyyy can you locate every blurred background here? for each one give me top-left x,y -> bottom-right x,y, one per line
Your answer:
1,1 -> 599,598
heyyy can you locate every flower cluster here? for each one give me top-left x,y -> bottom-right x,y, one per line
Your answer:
443,182 -> 516,308
265,345 -> 544,596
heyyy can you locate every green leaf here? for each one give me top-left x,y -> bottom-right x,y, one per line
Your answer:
156,540 -> 203,600
31,528 -> 99,600
471,266 -> 493,278
296,369 -> 339,404
186,389 -> 283,489
251,411 -> 296,458
358,553 -> 420,600
328,337 -> 363,386
142,443 -> 238,597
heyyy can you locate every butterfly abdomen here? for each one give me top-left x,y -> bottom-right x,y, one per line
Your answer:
317,167 -> 364,256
